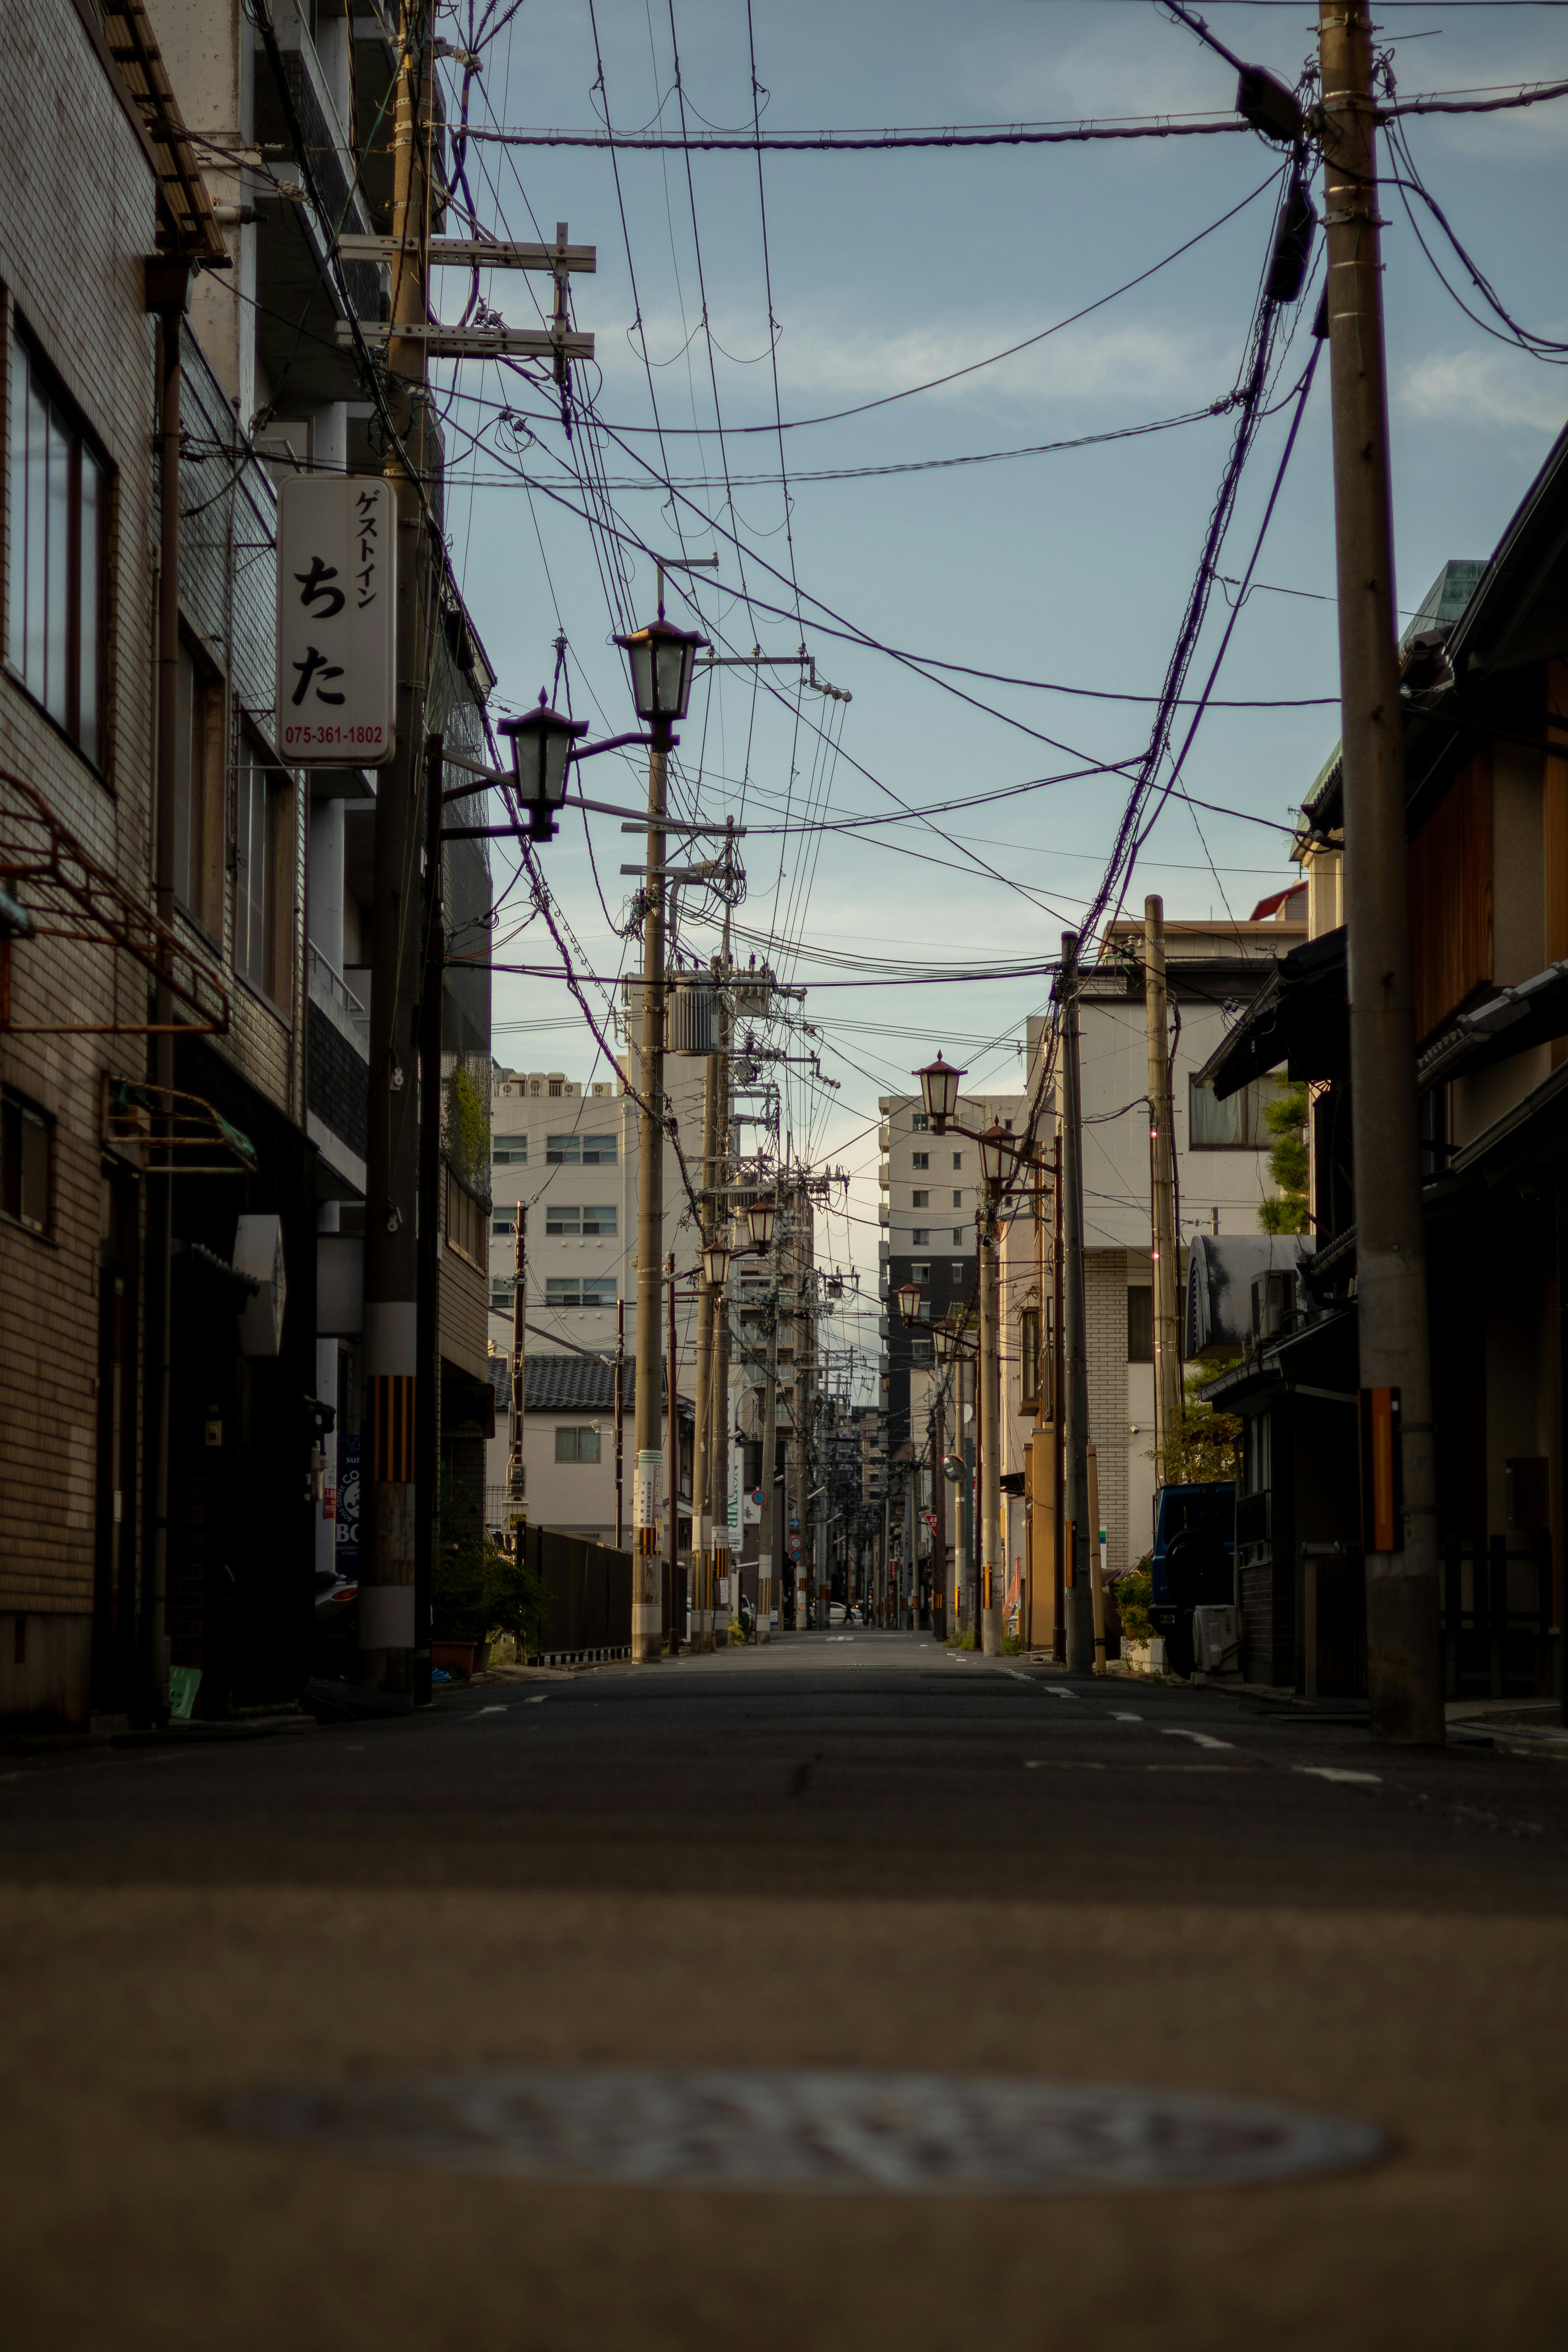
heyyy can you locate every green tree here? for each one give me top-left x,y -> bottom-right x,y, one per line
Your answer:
1260,1080 -> 1309,1235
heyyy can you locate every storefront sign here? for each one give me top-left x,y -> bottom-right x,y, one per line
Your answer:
276,477 -> 397,765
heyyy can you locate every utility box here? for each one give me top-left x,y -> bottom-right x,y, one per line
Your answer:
1193,1603 -> 1241,1676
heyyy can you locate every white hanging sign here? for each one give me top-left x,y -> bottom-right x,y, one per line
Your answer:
275,476 -> 397,765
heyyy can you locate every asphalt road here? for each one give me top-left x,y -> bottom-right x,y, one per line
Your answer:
4,1634 -> 1567,2349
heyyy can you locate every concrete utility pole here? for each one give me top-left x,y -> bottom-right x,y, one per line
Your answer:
710,942 -> 734,1636
960,1347 -> 977,1640
931,1386 -> 947,1639
415,738 -> 444,1699
614,1298 -> 625,1548
632,774 -> 669,1666
1318,2 -> 1443,1744
794,1186 -> 812,1632
1144,895 -> 1183,1477
978,1191 -> 1004,1656
1059,933 -> 1093,1672
1052,1131 -> 1066,1661
665,1252 -> 679,1650
361,2 -> 431,1694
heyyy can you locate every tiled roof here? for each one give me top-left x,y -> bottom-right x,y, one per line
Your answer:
487,1352 -> 637,1414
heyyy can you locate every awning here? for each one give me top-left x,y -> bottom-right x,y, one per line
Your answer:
1195,927 -> 1347,1100
1418,959 -> 1568,1091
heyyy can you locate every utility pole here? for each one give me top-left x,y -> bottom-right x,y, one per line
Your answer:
1318,2 -> 1443,1744
931,1386 -> 947,1640
959,1346 -> 977,1641
1052,1131 -> 1066,1662
508,1203 -> 527,1543
758,1260 -> 779,1642
1144,895 -> 1183,1478
692,1141 -> 715,1650
1059,933 -> 1093,1672
793,1185 -> 812,1632
416,738 -> 444,1702
614,1298 -> 625,1548
632,762 -> 669,1666
711,972 -> 734,1637
361,3 -> 431,1694
978,1185 -> 1004,1656
666,1251 -> 680,1652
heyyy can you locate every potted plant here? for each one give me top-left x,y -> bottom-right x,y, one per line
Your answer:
431,1476 -> 545,1676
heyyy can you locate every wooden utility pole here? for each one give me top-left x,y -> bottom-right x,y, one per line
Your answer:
978,1191 -> 1004,1656
1053,1131 -> 1066,1662
1318,2 -> 1443,1743
632,761 -> 669,1663
931,1388 -> 947,1639
666,1252 -> 679,1652
710,953 -> 734,1634
614,1298 -> 625,1548
1087,1442 -> 1107,1676
1144,895 -> 1183,1478
758,1257 -> 780,1642
416,737 -> 444,1699
360,3 -> 431,1693
1059,933 -> 1093,1672
508,1203 -> 527,1536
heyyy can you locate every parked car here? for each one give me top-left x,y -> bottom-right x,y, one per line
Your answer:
313,1564 -> 359,1673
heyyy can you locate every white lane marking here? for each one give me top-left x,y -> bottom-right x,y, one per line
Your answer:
1045,1687 -> 1078,1701
1161,1728 -> 1234,1751
1026,1759 -> 1106,1770
1295,1765 -> 1381,1786
1112,1711 -> 1143,1723
1004,1669 -> 1034,1684
464,1705 -> 506,1719
524,1694 -> 549,1705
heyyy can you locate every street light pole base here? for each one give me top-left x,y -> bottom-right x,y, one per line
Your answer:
980,1607 -> 1005,1657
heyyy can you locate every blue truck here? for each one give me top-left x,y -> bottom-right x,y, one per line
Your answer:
1150,1481 -> 1237,1677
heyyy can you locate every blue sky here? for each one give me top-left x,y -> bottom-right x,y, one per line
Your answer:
433,0 -> 1568,1382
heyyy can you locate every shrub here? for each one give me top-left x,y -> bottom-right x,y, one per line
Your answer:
431,1476 -> 546,1649
1260,1081 -> 1310,1235
1110,1561 -> 1154,1646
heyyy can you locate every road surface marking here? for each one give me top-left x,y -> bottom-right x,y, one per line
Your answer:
1161,1728 -> 1234,1751
1045,1688 -> 1078,1702
1004,1669 -> 1035,1683
1026,1759 -> 1106,1770
1295,1765 -> 1381,1786
524,1694 -> 549,1705
1112,1711 -> 1142,1722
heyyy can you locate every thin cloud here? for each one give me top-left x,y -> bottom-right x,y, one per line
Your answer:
1400,346 -> 1567,436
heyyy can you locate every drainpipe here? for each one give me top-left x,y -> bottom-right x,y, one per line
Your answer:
141,257 -> 191,1724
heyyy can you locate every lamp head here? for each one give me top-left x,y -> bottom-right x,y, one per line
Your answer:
915,1051 -> 964,1132
895,1279 -> 925,1328
498,691 -> 588,840
979,1120 -> 1015,1192
613,613 -> 712,731
700,1235 -> 733,1291
746,1196 -> 777,1250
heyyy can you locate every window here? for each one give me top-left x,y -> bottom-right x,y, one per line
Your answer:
444,1171 -> 485,1265
911,1113 -> 929,1132
0,1088 -> 51,1233
952,1153 -> 963,1170
555,1426 -> 602,1463
912,1151 -> 929,1170
1020,1307 -> 1041,1411
492,1215 -> 517,1236
490,1279 -> 514,1313
951,1228 -> 964,1246
1189,1075 -> 1275,1149
546,1205 -> 581,1237
1002,1119 -> 1014,1133
910,1263 -> 929,1284
583,1203 -> 617,1236
1127,1286 -> 1154,1364
911,1227 -> 929,1246
6,331 -> 107,766
235,738 -> 288,1000
546,1276 -> 617,1308
583,1133 -> 617,1164
912,1189 -> 929,1208
493,1140 -> 528,1165
951,1190 -> 963,1208
548,1078 -> 564,1096
910,1336 -> 933,1363
546,1134 -> 580,1163
174,639 -> 225,933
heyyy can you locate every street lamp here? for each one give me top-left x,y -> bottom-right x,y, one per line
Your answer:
746,1196 -> 777,1250
915,1051 -> 965,1134
701,1234 -> 734,1291
613,612 -> 712,743
895,1278 -> 925,1327
498,692 -> 589,840
978,1120 -> 1016,1194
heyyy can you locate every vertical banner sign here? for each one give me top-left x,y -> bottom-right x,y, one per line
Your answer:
276,477 -> 397,765
728,1447 -> 742,1539
635,1449 -> 662,1546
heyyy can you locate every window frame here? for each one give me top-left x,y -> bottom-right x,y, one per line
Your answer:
581,1133 -> 618,1165
173,631 -> 227,940
5,324 -> 110,773
1126,1284 -> 1154,1365
0,1084 -> 53,1238
555,1425 -> 602,1464
1188,1074 -> 1276,1151
234,728 -> 293,1008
